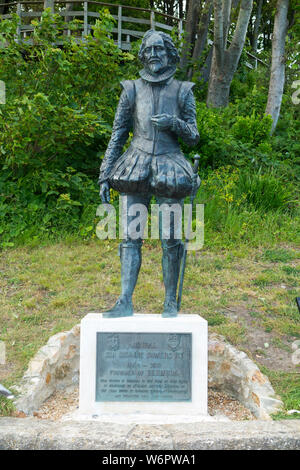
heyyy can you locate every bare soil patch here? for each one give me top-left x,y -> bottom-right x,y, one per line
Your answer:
223,305 -> 297,372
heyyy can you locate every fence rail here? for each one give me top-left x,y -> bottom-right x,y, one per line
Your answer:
0,1 -> 266,67
0,1 -> 184,50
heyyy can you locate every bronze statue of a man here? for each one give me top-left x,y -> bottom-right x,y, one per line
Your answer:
99,29 -> 199,318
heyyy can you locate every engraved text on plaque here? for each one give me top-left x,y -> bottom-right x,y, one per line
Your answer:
95,332 -> 192,402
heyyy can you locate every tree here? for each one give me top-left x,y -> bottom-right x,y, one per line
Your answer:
265,0 -> 289,134
251,0 -> 264,53
189,0 -> 213,79
207,0 -> 254,108
180,0 -> 202,72
179,0 -> 213,79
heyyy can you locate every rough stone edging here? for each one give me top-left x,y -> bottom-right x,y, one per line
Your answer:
13,323 -> 283,419
208,333 -> 283,419
12,324 -> 80,415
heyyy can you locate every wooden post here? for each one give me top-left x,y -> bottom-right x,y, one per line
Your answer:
65,3 -> 73,37
150,11 -> 155,29
44,0 -> 54,13
16,2 -> 21,43
179,18 -> 183,41
84,1 -> 88,37
118,5 -> 122,48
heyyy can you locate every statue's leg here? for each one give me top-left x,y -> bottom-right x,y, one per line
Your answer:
103,193 -> 150,318
103,240 -> 142,318
157,197 -> 184,317
160,241 -> 184,317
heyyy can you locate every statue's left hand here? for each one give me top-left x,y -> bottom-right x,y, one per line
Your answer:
151,114 -> 173,130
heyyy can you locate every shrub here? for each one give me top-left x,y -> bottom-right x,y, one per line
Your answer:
0,10 -> 134,246
231,112 -> 272,145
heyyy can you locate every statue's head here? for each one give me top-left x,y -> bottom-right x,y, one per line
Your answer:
138,30 -> 179,75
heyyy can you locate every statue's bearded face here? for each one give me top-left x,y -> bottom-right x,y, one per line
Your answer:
143,33 -> 168,74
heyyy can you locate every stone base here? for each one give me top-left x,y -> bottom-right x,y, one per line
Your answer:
79,313 -> 208,418
62,411 -> 228,424
2,417 -> 300,450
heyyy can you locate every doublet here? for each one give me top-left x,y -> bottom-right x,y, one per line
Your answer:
99,73 -> 199,199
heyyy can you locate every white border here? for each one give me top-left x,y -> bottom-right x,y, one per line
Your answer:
79,313 -> 207,416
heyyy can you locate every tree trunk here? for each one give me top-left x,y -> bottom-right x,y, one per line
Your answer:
207,0 -> 254,107
222,0 -> 232,45
166,0 -> 175,24
265,0 -> 289,134
206,52 -> 232,106
198,45 -> 213,83
252,0 -> 263,52
178,0 -> 184,18
189,0 -> 213,78
180,0 -> 201,71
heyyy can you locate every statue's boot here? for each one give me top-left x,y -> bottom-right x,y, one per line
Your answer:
103,242 -> 141,318
162,242 -> 184,318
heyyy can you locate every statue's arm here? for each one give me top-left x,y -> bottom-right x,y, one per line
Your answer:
98,90 -> 132,185
171,89 -> 199,147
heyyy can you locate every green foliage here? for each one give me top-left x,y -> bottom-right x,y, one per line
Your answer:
196,166 -> 299,248
0,10 -> 134,246
231,113 -> 272,145
0,167 -> 99,245
0,13 -> 299,248
199,166 -> 296,215
192,102 -> 275,170
235,170 -> 296,213
191,63 -> 300,177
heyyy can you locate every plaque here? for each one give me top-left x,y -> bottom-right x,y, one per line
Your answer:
95,332 -> 192,402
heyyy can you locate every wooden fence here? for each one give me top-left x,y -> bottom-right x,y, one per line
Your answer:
0,1 -> 183,49
0,1 -> 266,68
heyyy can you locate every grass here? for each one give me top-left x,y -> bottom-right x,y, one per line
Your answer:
0,237 -> 299,418
261,367 -> 300,420
0,396 -> 16,417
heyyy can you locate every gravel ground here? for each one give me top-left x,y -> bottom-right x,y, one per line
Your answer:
208,389 -> 255,421
27,388 -> 255,421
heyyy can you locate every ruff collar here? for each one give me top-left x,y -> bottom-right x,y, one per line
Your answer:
139,66 -> 176,84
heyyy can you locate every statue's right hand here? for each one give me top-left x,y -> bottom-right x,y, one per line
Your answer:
100,181 -> 111,204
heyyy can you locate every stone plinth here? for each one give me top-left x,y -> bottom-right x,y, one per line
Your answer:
79,313 -> 208,419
